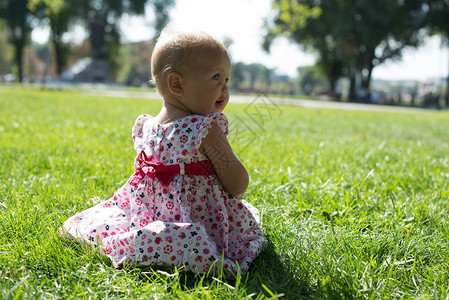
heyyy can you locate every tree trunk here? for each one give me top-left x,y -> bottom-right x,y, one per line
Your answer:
444,74 -> 449,107
358,50 -> 375,102
446,46 -> 449,107
50,19 -> 64,75
348,64 -> 357,102
10,23 -> 27,82
328,73 -> 336,96
360,66 -> 373,91
52,37 -> 64,75
326,63 -> 341,97
11,27 -> 26,83
14,42 -> 24,82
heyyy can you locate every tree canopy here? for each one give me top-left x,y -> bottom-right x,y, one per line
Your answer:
425,0 -> 449,103
265,0 -> 429,100
0,0 -> 175,81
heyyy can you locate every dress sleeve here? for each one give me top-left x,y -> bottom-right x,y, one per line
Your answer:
198,113 -> 229,143
132,114 -> 151,147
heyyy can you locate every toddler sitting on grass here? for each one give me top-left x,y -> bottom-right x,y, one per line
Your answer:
60,27 -> 267,277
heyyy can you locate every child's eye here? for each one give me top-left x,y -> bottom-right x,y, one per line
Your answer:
212,74 -> 220,80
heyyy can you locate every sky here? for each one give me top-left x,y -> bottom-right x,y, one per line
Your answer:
32,0 -> 448,81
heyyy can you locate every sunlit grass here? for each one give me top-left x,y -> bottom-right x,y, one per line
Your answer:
1,86 -> 449,298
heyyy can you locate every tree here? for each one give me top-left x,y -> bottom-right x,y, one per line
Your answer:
117,40 -> 153,86
0,0 -> 34,82
1,0 -> 175,81
0,20 -> 13,75
229,62 -> 275,91
297,65 -> 326,96
230,62 -> 246,89
425,0 -> 449,105
265,0 -> 427,101
78,0 -> 175,77
150,0 -> 175,39
28,0 -> 79,75
341,0 -> 427,101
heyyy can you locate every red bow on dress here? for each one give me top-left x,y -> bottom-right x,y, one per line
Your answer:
127,150 -> 215,187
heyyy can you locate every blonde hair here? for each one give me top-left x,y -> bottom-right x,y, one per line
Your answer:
151,26 -> 228,95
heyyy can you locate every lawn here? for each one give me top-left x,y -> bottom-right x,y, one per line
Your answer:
1,86 -> 449,299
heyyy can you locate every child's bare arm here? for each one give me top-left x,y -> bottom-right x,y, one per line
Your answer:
200,123 -> 249,198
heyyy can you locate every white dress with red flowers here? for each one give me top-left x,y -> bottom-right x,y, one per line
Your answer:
61,113 -> 266,275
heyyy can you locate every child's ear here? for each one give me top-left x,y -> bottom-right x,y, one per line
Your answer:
167,72 -> 183,96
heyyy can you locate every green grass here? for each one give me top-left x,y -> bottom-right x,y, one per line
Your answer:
1,86 -> 449,299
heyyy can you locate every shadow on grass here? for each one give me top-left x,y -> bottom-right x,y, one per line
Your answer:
134,239 -> 317,299
61,236 -> 318,298
243,239 -> 316,299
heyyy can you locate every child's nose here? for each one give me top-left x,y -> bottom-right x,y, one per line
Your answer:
220,85 -> 229,101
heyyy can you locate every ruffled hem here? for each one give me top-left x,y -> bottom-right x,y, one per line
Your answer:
61,197 -> 267,275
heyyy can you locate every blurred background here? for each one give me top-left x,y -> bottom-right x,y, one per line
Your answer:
0,0 -> 448,106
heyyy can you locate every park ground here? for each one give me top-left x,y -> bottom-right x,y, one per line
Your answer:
1,85 -> 449,299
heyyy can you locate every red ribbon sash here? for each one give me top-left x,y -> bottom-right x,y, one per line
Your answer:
127,150 -> 215,187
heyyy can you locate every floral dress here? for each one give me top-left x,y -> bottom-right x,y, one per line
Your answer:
60,113 -> 267,275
